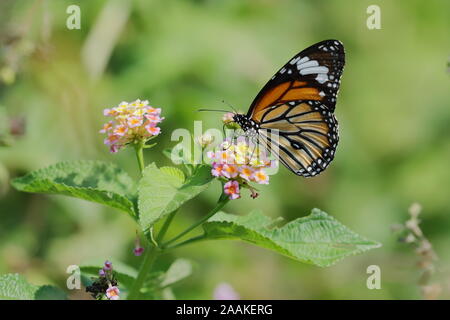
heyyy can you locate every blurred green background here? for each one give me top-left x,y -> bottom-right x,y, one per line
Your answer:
0,0 -> 449,299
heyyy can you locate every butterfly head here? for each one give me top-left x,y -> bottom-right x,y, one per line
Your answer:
233,113 -> 260,134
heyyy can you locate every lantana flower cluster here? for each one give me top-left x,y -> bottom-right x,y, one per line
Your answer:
100,99 -> 163,153
86,260 -> 120,300
207,138 -> 273,200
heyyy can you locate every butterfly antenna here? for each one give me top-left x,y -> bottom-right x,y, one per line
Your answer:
221,99 -> 238,114
197,108 -> 230,113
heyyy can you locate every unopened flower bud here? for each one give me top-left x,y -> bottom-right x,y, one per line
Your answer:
104,260 -> 113,270
196,133 -> 214,148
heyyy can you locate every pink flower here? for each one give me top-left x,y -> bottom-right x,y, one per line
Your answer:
113,125 -> 128,136
104,135 -> 119,146
145,124 -> 161,135
127,116 -> 142,128
103,108 -> 115,116
224,181 -> 240,200
146,107 -> 161,114
145,114 -> 163,123
217,150 -> 234,165
254,170 -> 269,184
239,166 -> 254,181
99,121 -> 113,133
222,164 -> 239,179
211,163 -> 224,177
106,286 -> 120,300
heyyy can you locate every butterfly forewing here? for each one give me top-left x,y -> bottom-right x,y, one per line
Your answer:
247,39 -> 345,177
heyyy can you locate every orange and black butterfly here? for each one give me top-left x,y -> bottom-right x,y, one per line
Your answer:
233,39 -> 345,177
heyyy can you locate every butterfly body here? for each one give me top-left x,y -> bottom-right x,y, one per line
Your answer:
233,114 -> 260,136
234,39 -> 345,177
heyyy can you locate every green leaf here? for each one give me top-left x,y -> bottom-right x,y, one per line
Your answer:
80,261 -> 137,289
160,259 -> 192,288
138,163 -> 213,230
11,160 -> 136,217
160,166 -> 186,183
34,286 -> 68,300
140,259 -> 191,298
203,208 -> 381,267
0,274 -> 37,300
163,147 -> 195,175
0,274 -> 66,300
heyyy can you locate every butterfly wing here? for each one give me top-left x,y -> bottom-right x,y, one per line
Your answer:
249,40 -> 345,177
257,100 -> 339,177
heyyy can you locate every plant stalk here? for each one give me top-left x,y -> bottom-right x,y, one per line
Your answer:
164,234 -> 207,251
156,210 -> 178,244
134,142 -> 145,173
128,158 -> 228,299
127,244 -> 159,299
162,194 -> 229,248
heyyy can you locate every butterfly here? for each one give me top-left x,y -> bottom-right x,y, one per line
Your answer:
233,39 -> 345,177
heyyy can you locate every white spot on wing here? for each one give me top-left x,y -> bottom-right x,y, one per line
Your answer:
297,56 -> 309,64
316,73 -> 328,83
297,60 -> 319,70
290,57 -> 301,64
299,66 -> 329,75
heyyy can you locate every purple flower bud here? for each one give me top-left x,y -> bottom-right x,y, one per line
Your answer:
134,247 -> 145,256
99,269 -> 106,277
104,260 -> 113,270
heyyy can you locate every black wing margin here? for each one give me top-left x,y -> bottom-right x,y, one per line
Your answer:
248,39 -> 345,116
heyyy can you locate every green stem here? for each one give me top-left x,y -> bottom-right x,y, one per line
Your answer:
128,140 -> 152,299
164,234 -> 207,251
134,142 -> 145,173
127,211 -> 178,299
127,186 -> 228,298
127,245 -> 159,299
156,210 -> 178,244
162,194 -> 229,248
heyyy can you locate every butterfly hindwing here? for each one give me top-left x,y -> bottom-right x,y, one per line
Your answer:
257,100 -> 338,177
